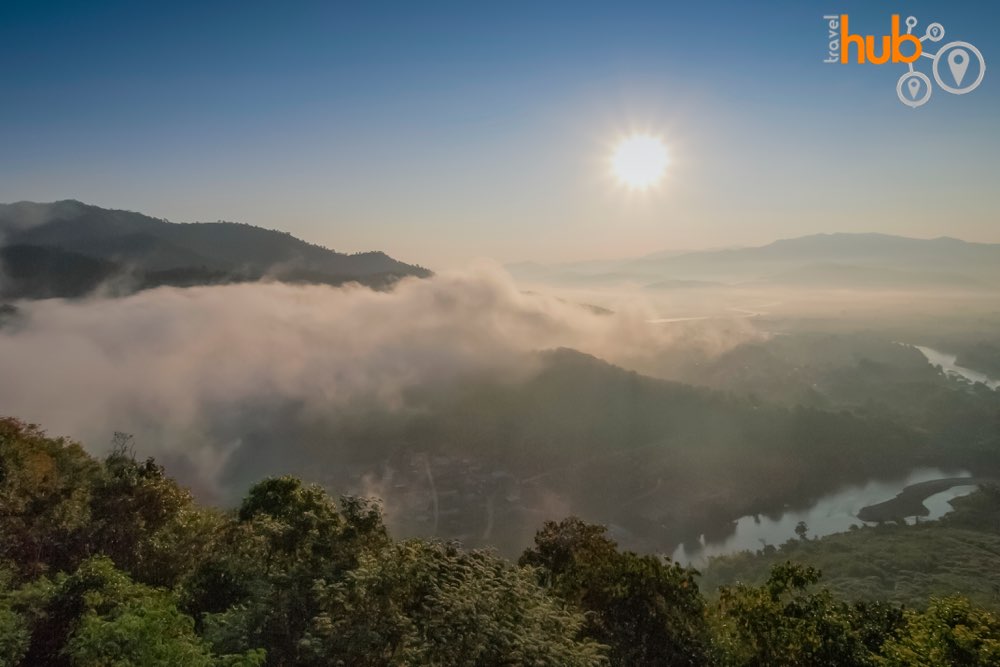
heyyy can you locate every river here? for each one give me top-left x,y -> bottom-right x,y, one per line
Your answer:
670,345 -> 994,567
671,467 -> 976,567
915,346 -> 1000,390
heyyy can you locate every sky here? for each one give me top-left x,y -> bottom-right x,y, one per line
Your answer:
1,0 -> 998,268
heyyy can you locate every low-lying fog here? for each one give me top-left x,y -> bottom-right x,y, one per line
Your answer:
2,266 -> 999,555
0,266 -> 751,485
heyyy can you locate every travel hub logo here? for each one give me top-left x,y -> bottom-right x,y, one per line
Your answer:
824,14 -> 986,108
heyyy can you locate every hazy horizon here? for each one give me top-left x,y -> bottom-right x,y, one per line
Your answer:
4,198 -> 1000,272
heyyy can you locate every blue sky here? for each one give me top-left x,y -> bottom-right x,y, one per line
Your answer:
1,0 -> 998,266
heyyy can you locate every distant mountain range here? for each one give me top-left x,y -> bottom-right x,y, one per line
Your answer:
0,200 -> 430,299
6,202 -> 997,298
510,233 -> 1000,290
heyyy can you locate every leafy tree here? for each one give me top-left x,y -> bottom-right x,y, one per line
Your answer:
794,521 -> 808,541
237,476 -> 347,568
0,569 -> 30,667
65,589 -> 264,667
521,517 -> 709,666
8,556 -> 260,667
192,478 -> 390,666
0,419 -> 100,579
712,562 -> 879,667
0,605 -> 27,667
87,439 -> 216,587
880,596 -> 1000,667
0,421 -> 215,588
300,539 -> 607,666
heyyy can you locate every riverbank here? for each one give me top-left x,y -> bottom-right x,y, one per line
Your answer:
700,489 -> 1000,611
671,468 -> 975,567
915,345 -> 1000,389
857,477 -> 984,522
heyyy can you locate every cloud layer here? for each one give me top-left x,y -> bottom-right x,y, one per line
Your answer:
0,265 -> 755,498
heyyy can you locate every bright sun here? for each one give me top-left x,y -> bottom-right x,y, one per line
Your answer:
611,134 -> 669,190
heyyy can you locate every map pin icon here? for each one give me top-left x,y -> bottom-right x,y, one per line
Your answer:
948,49 -> 970,86
907,78 -> 921,99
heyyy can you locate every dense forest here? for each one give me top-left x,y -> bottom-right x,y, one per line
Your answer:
3,417 -> 1000,666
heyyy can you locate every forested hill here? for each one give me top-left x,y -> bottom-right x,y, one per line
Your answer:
3,416 -> 1000,666
0,200 -> 430,298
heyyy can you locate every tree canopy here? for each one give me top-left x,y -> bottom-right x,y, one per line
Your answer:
3,416 -> 1000,666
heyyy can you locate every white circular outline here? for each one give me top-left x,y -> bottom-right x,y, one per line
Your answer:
933,41 -> 986,95
897,70 -> 932,108
924,23 -> 945,43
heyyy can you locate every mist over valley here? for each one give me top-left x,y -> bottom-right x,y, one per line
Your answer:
3,202 -> 999,563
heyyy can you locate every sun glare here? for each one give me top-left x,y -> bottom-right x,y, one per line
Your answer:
611,134 -> 669,190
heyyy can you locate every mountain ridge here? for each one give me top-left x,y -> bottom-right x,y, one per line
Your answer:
509,232 -> 1000,289
0,200 -> 431,299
